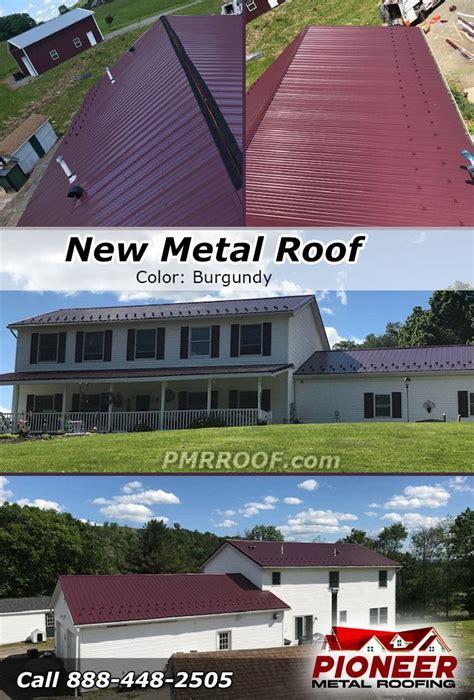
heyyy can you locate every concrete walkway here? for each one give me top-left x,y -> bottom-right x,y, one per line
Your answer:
103,0 -> 204,41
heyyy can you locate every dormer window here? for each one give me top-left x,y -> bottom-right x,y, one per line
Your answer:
190,327 -> 210,357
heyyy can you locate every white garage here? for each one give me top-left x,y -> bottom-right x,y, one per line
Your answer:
50,573 -> 288,676
0,596 -> 54,645
294,347 -> 474,424
0,114 -> 57,176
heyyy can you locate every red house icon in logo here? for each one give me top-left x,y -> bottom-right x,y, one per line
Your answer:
324,626 -> 451,655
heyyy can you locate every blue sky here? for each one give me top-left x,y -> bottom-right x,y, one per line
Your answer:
1,0 -> 77,23
0,290 -> 432,411
1,474 -> 472,540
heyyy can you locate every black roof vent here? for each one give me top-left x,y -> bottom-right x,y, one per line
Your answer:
67,185 -> 85,199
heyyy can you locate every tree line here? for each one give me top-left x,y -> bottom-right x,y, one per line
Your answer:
334,289 -> 474,350
1,504 -> 472,621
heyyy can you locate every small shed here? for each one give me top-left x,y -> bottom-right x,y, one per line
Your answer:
0,114 -> 57,178
0,596 -> 54,645
7,9 -> 103,78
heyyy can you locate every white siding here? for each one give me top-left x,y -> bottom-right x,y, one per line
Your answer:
203,544 -> 263,587
288,303 -> 325,370
14,141 -> 39,174
54,590 -> 77,669
35,120 -> 58,152
295,374 -> 474,423
261,567 -> 396,639
0,610 -> 47,645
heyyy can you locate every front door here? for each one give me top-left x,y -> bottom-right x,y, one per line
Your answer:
86,31 -> 97,46
136,395 -> 150,411
21,55 -> 37,77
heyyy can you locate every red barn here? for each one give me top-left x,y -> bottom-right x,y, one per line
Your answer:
7,9 -> 103,78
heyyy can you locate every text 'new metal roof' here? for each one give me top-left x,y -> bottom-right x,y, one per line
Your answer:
295,346 -> 474,376
59,574 -> 289,625
19,16 -> 243,227
225,540 -> 399,567
8,9 -> 95,49
246,26 -> 474,227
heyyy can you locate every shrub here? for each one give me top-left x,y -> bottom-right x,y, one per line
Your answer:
189,416 -> 227,429
130,423 -> 153,432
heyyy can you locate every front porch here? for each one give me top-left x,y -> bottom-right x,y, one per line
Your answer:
0,368 -> 291,434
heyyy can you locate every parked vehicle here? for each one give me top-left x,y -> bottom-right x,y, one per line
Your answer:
380,0 -> 443,25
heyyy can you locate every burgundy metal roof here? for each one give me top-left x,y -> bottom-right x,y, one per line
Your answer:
19,16 -> 243,227
295,346 -> 474,376
0,364 -> 292,384
8,295 -> 314,327
224,540 -> 399,567
59,574 -> 289,625
246,26 -> 474,227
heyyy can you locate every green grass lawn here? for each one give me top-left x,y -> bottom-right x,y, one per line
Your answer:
433,619 -> 474,660
246,0 -> 380,87
93,0 -> 220,33
0,422 -> 472,472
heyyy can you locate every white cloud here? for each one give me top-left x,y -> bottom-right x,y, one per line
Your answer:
448,476 -> 474,494
79,518 -> 101,526
17,498 -> 61,511
280,508 -> 358,537
365,511 -> 378,517
0,405 -> 10,414
325,327 -> 344,347
382,485 -> 450,510
0,476 -> 13,503
100,503 -> 167,524
217,509 -> 236,517
283,497 -> 303,505
214,519 -> 238,529
320,307 -> 334,316
122,481 -> 143,494
381,512 -> 442,531
336,289 -> 348,306
298,479 -> 319,492
93,489 -> 180,507
240,495 -> 278,518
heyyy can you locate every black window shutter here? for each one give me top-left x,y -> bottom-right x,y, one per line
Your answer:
178,392 -> 187,410
211,390 -> 218,409
230,325 -> 239,357
26,394 -> 35,412
57,332 -> 67,363
30,333 -> 39,364
229,390 -> 238,408
54,393 -> 63,412
364,393 -> 374,419
156,328 -> 165,359
458,391 -> 469,418
261,389 -> 271,412
392,392 -> 402,419
262,323 -> 272,356
75,331 -> 84,363
71,394 -> 80,412
180,327 -> 189,359
126,329 -> 135,361
103,330 -> 113,362
211,326 -> 220,358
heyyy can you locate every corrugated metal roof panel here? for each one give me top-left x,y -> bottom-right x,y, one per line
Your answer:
8,295 -> 313,327
226,540 -> 399,567
295,346 -> 474,375
8,9 -> 95,49
19,17 -> 243,227
59,573 -> 289,625
246,26 -> 474,227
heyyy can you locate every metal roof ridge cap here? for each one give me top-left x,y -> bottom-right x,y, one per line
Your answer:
246,26 -> 308,147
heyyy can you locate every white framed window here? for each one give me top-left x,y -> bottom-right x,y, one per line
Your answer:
379,570 -> 388,588
38,333 -> 59,362
329,571 -> 339,589
45,612 -> 54,627
49,49 -> 59,60
428,645 -> 435,653
375,394 -> 391,417
239,324 -> 262,355
367,645 -> 375,652
135,329 -> 156,359
73,37 -> 82,48
272,571 -> 281,585
380,607 -> 388,624
190,327 -> 210,357
246,0 -> 257,9
83,331 -> 104,361
396,638 -> 404,648
217,631 -> 231,651
339,610 -> 347,623
294,615 -> 313,642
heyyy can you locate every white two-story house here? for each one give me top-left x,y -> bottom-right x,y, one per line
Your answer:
202,540 -> 399,642
0,295 -> 472,433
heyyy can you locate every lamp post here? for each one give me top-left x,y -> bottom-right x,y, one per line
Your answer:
404,376 -> 411,423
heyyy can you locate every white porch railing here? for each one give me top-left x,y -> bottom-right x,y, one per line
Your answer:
0,409 -> 273,434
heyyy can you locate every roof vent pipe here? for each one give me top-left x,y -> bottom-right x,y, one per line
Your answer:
56,156 -> 76,184
106,67 -> 115,84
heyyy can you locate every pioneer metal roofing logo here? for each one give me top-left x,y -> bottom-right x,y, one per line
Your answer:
312,626 -> 457,692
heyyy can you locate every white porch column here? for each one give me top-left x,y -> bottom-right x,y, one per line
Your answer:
159,381 -> 167,430
12,386 -> 19,431
107,383 -> 114,433
257,376 -> 262,418
61,386 -> 68,432
207,378 -> 212,414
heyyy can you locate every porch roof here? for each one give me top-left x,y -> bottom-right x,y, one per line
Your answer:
0,364 -> 292,385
